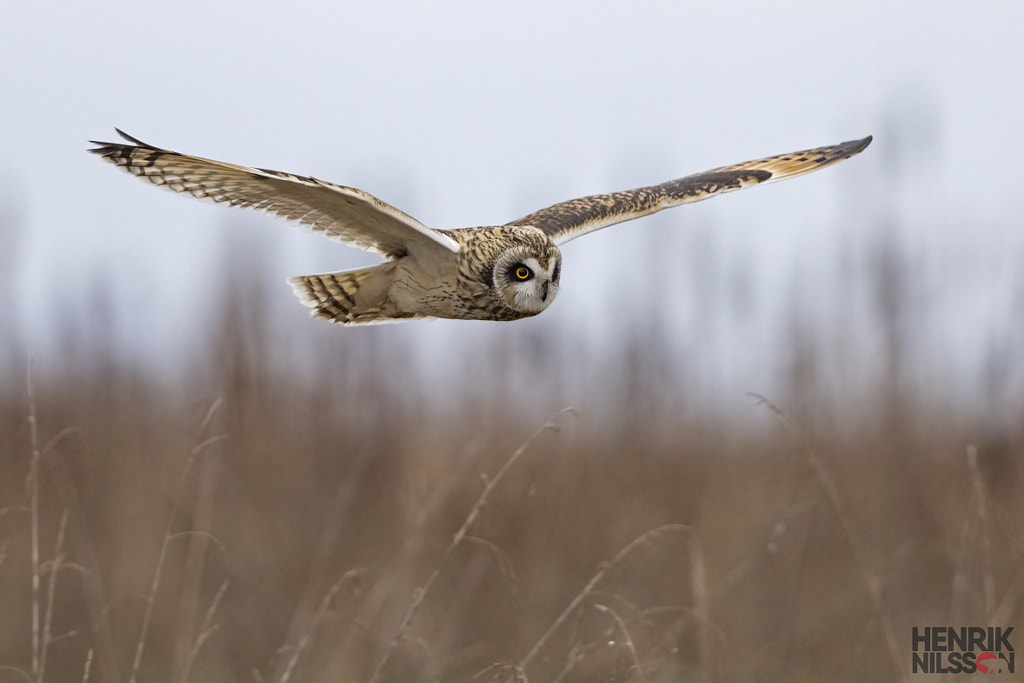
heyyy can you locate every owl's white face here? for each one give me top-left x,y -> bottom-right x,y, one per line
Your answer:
493,247 -> 562,315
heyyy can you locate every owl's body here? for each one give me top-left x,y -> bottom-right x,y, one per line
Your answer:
295,225 -> 559,323
89,130 -> 870,325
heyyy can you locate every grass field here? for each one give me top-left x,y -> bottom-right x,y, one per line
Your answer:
1,248 -> 1021,682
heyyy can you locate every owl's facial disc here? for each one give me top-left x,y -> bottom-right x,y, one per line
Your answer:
495,250 -> 561,315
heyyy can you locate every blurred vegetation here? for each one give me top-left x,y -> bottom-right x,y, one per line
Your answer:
0,218 -> 1022,683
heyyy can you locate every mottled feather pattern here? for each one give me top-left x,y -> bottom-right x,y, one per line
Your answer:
449,227 -> 552,285
289,268 -> 418,325
88,130 -> 459,258
509,136 -> 872,245
90,129 -> 870,325
445,226 -> 558,321
704,138 -> 871,177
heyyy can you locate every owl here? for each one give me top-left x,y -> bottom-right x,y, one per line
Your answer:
90,130 -> 871,325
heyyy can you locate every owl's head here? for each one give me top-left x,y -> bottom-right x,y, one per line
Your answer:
492,243 -> 562,315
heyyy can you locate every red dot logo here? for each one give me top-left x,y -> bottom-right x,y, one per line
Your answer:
977,651 -> 996,673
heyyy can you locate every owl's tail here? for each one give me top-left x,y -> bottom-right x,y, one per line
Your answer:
289,265 -> 415,325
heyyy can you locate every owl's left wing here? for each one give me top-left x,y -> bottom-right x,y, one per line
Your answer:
89,129 -> 460,258
506,136 -> 872,246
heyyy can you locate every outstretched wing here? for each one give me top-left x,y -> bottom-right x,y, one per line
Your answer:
89,129 -> 459,258
507,136 -> 872,246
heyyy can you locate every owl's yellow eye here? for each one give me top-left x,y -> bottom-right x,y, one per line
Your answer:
514,266 -> 532,281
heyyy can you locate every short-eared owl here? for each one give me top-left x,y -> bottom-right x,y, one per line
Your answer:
90,131 -> 871,325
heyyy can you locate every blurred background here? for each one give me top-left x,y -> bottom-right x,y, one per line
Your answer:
1,2 -> 1022,681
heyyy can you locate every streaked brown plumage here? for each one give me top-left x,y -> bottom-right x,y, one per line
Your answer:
89,130 -> 871,325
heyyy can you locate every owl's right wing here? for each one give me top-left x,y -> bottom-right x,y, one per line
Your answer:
89,129 -> 460,259
507,136 -> 872,246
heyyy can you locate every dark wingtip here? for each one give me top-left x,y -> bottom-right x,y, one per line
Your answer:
114,128 -> 150,146
830,135 -> 872,161
87,137 -> 118,155
88,128 -> 158,155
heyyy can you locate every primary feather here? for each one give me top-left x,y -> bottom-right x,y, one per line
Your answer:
88,129 -> 459,258
507,136 -> 872,245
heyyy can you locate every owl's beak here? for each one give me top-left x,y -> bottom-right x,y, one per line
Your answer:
541,282 -> 549,301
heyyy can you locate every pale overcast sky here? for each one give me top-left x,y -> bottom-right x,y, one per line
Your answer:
2,1 -> 1022,412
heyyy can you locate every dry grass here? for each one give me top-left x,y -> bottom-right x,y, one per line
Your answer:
1,237 -> 1022,682
4,356 -> 1021,682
